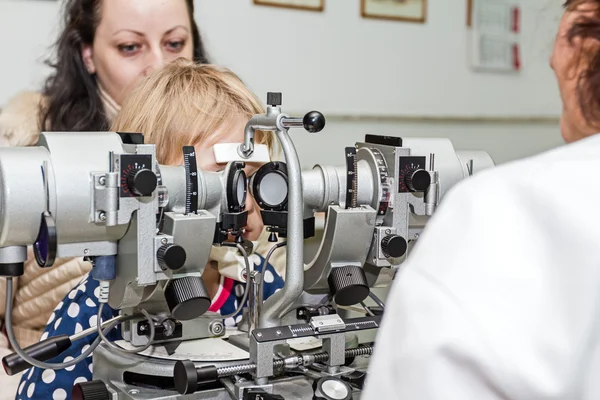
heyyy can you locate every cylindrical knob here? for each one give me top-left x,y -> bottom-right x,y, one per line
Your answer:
313,377 -> 352,400
72,380 -> 110,400
381,235 -> 407,258
127,168 -> 158,196
174,361 -> 219,395
157,244 -> 187,271
303,111 -> 326,133
267,92 -> 282,106
327,266 -> 369,306
405,169 -> 431,192
164,276 -> 211,321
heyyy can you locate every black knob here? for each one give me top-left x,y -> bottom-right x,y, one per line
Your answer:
72,380 -> 110,400
127,168 -> 158,196
327,266 -> 369,307
303,111 -> 326,133
174,361 -> 219,395
164,276 -> 211,321
267,92 -> 282,106
381,235 -> 407,258
405,169 -> 431,192
157,243 -> 187,271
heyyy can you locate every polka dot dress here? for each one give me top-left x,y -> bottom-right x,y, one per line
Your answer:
15,277 -> 119,400
15,255 -> 284,399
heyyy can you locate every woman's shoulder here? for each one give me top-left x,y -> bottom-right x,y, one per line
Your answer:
0,91 -> 44,147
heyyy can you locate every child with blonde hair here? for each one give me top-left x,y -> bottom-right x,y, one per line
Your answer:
16,59 -> 286,399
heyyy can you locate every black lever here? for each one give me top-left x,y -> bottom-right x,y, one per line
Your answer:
2,335 -> 71,375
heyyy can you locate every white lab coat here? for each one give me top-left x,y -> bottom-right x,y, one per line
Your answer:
363,134 -> 600,400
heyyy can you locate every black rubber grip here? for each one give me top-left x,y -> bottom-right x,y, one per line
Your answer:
174,361 -> 219,395
2,335 -> 71,375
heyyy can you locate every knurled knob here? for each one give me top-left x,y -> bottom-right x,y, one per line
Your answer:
127,168 -> 157,196
405,169 -> 431,192
72,380 -> 110,400
164,276 -> 211,321
157,243 -> 187,271
327,266 -> 369,307
381,235 -> 407,258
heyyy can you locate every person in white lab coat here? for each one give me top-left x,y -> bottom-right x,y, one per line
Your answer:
363,1 -> 600,399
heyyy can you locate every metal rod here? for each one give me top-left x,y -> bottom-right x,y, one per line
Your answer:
279,117 -> 304,129
260,128 -> 305,328
215,345 -> 374,378
247,270 -> 261,338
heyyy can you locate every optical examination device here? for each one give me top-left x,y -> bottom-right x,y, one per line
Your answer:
0,92 -> 494,399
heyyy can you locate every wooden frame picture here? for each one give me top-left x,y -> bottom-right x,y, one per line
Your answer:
361,0 -> 427,23
253,0 -> 325,12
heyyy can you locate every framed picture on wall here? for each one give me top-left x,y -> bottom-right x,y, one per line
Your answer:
361,0 -> 427,23
253,0 -> 325,12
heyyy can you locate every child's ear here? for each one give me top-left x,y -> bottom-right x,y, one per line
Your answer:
81,45 -> 96,75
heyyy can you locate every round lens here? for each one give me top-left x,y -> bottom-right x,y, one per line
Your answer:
260,172 -> 287,207
236,172 -> 247,208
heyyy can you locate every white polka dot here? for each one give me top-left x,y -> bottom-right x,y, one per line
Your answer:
67,289 -> 77,300
77,283 -> 86,292
89,315 -> 98,327
73,377 -> 87,385
27,367 -> 34,379
27,383 -> 35,397
54,317 -> 62,330
40,331 -> 49,341
64,356 -> 75,371
94,286 -> 100,300
52,388 -> 67,400
47,312 -> 55,325
67,303 -> 80,318
263,270 -> 274,283
18,381 -> 25,395
81,344 -> 90,355
85,298 -> 96,307
224,317 -> 236,327
42,369 -> 56,384
235,315 -> 243,323
74,323 -> 83,334
54,301 -> 63,311
89,363 -> 93,374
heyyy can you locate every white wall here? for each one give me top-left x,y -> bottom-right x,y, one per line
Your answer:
0,0 -> 565,167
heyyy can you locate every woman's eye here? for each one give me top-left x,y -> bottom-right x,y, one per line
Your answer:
166,41 -> 185,52
118,44 -> 141,55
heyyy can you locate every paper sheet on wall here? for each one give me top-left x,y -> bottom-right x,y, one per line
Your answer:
469,0 -> 521,73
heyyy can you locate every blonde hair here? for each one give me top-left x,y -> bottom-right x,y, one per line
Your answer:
111,59 -> 274,164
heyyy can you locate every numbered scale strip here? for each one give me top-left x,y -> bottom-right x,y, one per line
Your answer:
182,146 -> 199,215
345,147 -> 358,209
251,316 -> 381,343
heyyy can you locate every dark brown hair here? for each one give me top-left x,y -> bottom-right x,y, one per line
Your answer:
40,0 -> 210,132
563,0 -> 600,124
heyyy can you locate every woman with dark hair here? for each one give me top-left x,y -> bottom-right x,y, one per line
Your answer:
0,0 -> 209,396
364,1 -> 600,399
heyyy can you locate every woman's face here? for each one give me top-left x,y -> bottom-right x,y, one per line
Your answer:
81,0 -> 194,105
190,117 -> 266,242
550,2 -> 599,142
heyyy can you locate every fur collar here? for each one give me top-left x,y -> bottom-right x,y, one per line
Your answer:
0,91 -> 44,147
